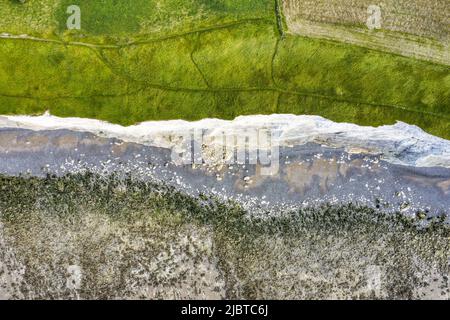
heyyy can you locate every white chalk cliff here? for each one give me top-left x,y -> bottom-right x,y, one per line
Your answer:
1,112 -> 449,168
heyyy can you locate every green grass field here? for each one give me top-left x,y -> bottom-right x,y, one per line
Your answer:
0,0 -> 449,138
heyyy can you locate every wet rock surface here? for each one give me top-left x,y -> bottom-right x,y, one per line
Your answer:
0,127 -> 449,218
0,126 -> 448,300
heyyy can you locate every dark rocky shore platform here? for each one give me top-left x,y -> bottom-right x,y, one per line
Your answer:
0,127 -> 449,219
0,127 -> 448,300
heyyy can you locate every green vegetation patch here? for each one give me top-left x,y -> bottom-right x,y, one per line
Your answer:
0,1 -> 449,138
55,0 -> 274,36
274,36 -> 450,117
56,0 -> 154,35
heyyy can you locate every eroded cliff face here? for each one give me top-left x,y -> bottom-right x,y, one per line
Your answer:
2,113 -> 449,168
1,0 -> 448,300
0,114 -> 449,299
1,114 -> 449,216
